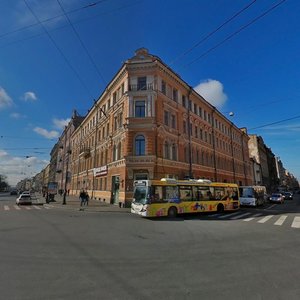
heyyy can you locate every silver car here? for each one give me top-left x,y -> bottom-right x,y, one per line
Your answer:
16,194 -> 32,205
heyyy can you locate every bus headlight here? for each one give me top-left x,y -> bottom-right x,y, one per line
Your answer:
141,205 -> 148,212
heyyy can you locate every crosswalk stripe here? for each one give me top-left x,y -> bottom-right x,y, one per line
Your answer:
33,205 -> 41,210
218,211 -> 241,219
14,205 -> 21,210
244,213 -> 263,222
291,216 -> 300,228
230,212 -> 252,220
4,205 -> 10,211
258,215 -> 274,223
274,215 -> 287,226
25,206 -> 32,210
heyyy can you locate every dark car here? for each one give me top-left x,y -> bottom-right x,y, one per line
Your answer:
283,192 -> 293,200
10,190 -> 18,195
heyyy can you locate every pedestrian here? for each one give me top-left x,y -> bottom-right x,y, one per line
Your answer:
79,189 -> 85,206
84,192 -> 89,206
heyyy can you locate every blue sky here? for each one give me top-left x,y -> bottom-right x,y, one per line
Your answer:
0,0 -> 299,186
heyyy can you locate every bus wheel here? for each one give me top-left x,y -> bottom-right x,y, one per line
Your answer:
168,207 -> 177,218
217,204 -> 224,213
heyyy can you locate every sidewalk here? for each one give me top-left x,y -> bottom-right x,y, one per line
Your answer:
33,194 -> 130,213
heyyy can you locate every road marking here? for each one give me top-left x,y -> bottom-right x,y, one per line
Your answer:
258,215 -> 274,223
230,212 -> 252,220
265,204 -> 276,210
14,205 -> 21,210
291,217 -> 300,228
218,211 -> 241,219
274,215 -> 287,226
4,205 -> 10,211
33,205 -> 41,210
25,206 -> 32,210
243,213 -> 263,222
43,206 -> 50,209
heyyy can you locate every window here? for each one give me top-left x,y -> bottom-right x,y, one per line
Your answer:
182,95 -> 186,108
161,80 -> 166,95
135,135 -> 145,156
199,107 -> 202,118
113,145 -> 117,161
171,144 -> 177,161
183,120 -> 187,134
179,186 -> 193,201
164,142 -> 170,159
137,77 -> 147,90
164,111 -> 169,126
135,101 -> 146,117
171,115 -> 176,129
172,88 -> 178,102
114,116 -> 118,130
113,92 -> 117,105
117,142 -> 122,160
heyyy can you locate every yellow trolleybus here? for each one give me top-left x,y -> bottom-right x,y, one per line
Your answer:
131,178 -> 240,217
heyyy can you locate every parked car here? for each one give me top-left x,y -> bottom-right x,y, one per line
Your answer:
283,192 -> 293,200
16,194 -> 32,205
10,190 -> 18,195
269,193 -> 284,204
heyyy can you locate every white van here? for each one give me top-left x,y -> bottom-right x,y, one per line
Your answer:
239,186 -> 267,207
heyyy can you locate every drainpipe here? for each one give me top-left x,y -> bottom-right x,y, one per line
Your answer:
187,88 -> 193,179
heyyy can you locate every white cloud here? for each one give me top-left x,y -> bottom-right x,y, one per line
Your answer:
0,87 -> 14,109
0,151 -> 49,186
22,91 -> 37,102
33,127 -> 59,139
53,118 -> 70,130
194,79 -> 228,108
10,112 -> 24,119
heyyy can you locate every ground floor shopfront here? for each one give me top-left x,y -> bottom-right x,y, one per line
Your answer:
70,156 -> 252,207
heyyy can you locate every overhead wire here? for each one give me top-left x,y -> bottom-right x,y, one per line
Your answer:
0,1 -> 142,50
23,0 -> 95,99
169,0 -> 257,65
182,0 -> 287,68
0,0 -> 110,40
248,115 -> 300,131
56,0 -> 106,86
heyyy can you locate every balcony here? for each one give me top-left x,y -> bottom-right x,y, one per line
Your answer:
129,83 -> 154,92
79,148 -> 91,158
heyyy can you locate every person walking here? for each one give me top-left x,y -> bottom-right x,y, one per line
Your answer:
79,190 -> 86,207
84,192 -> 89,206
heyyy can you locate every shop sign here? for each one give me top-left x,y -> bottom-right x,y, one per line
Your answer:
94,166 -> 108,177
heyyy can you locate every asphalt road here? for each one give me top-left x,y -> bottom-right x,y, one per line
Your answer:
1,192 -> 300,300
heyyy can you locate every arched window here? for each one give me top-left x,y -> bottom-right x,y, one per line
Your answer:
135,135 -> 145,156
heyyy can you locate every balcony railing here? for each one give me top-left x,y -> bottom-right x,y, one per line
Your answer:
79,148 -> 91,158
129,83 -> 153,91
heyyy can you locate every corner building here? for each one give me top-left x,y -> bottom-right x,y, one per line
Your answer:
70,48 -> 253,206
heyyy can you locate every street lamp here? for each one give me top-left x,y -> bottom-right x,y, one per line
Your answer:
62,149 -> 71,205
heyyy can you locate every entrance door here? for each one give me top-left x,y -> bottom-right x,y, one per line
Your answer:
111,176 -> 120,205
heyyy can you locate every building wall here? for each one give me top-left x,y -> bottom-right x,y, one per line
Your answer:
70,48 -> 253,206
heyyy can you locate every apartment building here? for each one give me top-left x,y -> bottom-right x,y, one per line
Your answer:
70,48 -> 252,206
